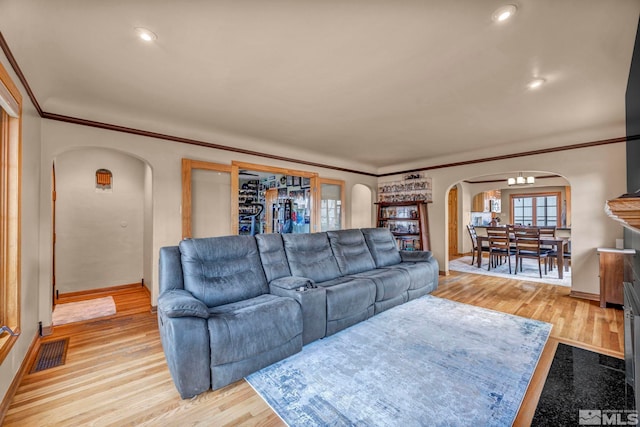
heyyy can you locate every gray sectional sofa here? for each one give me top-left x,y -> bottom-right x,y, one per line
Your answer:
158,227 -> 439,398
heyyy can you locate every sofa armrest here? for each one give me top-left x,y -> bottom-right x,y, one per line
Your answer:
269,278 -> 326,345
400,250 -> 433,263
158,289 -> 209,319
270,276 -> 316,291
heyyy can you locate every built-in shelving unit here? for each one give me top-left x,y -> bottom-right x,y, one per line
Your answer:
239,179 -> 262,235
376,201 -> 431,251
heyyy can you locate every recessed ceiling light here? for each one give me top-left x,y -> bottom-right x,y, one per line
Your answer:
527,78 -> 546,89
492,5 -> 517,22
135,27 -> 157,42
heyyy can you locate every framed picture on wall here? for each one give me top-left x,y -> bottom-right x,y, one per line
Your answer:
293,176 -> 301,186
302,177 -> 310,187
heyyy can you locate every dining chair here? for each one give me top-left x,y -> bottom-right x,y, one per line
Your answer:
513,227 -> 551,278
563,242 -> 571,272
538,225 -> 557,270
547,239 -> 571,272
467,224 -> 489,266
538,226 -> 556,239
486,226 -> 514,274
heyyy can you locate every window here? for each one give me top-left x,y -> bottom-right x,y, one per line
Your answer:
511,193 -> 560,226
0,61 -> 22,363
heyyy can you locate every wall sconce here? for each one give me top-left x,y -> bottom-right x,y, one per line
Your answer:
507,173 -> 535,186
96,169 -> 113,191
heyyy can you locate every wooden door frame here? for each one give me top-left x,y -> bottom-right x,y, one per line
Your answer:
181,159 -> 236,239
182,159 -> 323,238
52,163 -> 56,307
448,185 -> 458,258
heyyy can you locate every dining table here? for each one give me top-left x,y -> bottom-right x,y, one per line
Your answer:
475,234 -> 570,279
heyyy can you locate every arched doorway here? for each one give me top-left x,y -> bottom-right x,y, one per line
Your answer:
351,184 -> 373,228
448,171 -> 571,286
53,148 -> 152,299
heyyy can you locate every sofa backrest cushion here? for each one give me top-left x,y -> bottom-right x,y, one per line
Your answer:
327,229 -> 376,275
282,233 -> 342,283
361,228 -> 402,267
255,233 -> 291,282
179,235 -> 268,307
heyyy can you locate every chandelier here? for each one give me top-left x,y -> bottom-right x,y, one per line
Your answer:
507,173 -> 535,186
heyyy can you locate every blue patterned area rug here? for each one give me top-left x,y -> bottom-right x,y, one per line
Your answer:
246,295 -> 552,427
449,256 -> 571,287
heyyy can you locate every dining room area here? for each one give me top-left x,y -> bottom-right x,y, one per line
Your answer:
448,172 -> 572,287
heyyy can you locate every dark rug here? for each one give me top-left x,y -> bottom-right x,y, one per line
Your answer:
31,338 -> 69,373
532,343 -> 636,426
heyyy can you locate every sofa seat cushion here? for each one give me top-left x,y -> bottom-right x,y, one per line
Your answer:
349,268 -> 410,302
383,262 -> 436,290
317,277 -> 376,322
208,294 -> 302,365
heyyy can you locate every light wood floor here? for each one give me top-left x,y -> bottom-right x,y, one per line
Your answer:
2,271 -> 624,426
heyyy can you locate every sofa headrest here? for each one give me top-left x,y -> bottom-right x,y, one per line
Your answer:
361,228 -> 402,268
255,233 -> 291,283
282,233 -> 342,283
179,235 -> 268,307
327,229 -> 376,275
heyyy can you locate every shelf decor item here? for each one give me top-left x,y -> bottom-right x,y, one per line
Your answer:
377,173 -> 432,203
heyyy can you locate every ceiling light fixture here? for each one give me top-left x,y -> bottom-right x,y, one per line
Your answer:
492,4 -> 517,22
527,77 -> 546,89
135,27 -> 157,42
507,172 -> 535,186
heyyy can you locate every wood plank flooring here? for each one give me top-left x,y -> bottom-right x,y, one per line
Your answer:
3,271 -> 625,426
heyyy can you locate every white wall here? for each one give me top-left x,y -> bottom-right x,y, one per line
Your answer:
380,143 -> 627,295
55,148 -> 145,293
143,163 -> 153,293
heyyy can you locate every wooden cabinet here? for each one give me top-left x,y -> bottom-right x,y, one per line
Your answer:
472,193 -> 486,212
376,201 -> 431,251
471,190 -> 501,213
598,248 -> 635,308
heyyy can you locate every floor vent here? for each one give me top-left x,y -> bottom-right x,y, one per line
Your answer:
31,338 -> 69,373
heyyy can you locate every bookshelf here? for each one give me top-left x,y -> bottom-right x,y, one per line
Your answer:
239,179 -> 262,235
376,201 -> 431,251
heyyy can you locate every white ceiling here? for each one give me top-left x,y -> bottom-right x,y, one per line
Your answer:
1,0 -> 638,174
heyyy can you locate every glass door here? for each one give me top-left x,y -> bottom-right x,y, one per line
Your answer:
318,178 -> 345,231
232,161 -> 318,234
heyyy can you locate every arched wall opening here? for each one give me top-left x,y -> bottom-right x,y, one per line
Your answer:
351,183 -> 374,228
54,147 -> 153,296
444,170 -> 572,285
